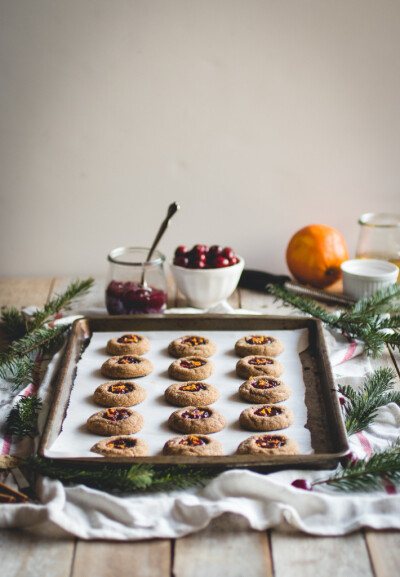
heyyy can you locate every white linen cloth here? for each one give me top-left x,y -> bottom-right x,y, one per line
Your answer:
1,303 -> 399,538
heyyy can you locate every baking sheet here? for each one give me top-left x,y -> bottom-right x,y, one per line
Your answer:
46,328 -> 311,459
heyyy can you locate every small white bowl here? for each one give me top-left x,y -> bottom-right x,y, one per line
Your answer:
341,259 -> 399,300
170,256 -> 245,308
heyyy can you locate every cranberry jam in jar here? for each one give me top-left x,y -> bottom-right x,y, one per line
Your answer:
106,247 -> 167,314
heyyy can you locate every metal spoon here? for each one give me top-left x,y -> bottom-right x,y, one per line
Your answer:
141,201 -> 180,285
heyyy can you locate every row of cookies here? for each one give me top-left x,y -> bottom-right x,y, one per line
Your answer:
87,332 -> 299,457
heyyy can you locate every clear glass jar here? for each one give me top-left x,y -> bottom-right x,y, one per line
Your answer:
356,213 -> 400,281
105,247 -> 167,314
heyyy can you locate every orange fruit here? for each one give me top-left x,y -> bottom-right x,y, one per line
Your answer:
286,224 -> 349,288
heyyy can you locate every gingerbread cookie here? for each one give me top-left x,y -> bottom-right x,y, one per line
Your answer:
239,376 -> 291,404
235,335 -> 284,357
168,335 -> 217,358
162,435 -> 223,456
236,434 -> 299,455
164,382 -> 220,407
168,357 -> 214,381
101,355 -> 153,379
239,404 -> 294,431
168,406 -> 226,434
93,381 -> 147,407
106,334 -> 150,356
236,355 -> 284,379
87,408 -> 144,436
90,435 -> 149,457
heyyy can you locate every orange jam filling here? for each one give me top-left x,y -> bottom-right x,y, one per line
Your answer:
180,359 -> 206,369
251,378 -> 279,390
246,336 -> 273,345
179,435 -> 206,446
181,409 -> 211,420
182,336 -> 206,346
103,408 -> 130,422
248,357 -> 273,366
117,355 -> 140,364
255,435 -> 286,449
179,383 -> 206,392
106,438 -> 137,449
108,383 -> 134,394
117,334 -> 140,344
254,406 -> 282,417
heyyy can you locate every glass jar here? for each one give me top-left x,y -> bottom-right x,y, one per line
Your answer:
105,247 -> 168,314
356,213 -> 400,281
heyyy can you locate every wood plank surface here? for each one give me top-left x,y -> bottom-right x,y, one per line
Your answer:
365,530 -> 400,576
173,514 -> 273,577
0,531 -> 74,577
72,539 -> 171,577
271,530 -> 374,577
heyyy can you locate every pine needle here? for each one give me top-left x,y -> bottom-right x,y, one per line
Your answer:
6,394 -> 43,438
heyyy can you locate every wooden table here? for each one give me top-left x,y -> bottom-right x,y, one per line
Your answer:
1,276 -> 400,577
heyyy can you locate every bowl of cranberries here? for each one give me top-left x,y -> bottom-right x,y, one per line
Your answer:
171,244 -> 244,308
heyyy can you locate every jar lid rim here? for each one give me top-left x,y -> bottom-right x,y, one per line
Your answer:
107,247 -> 165,266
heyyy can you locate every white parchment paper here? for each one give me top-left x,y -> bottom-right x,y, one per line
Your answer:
47,328 -> 311,458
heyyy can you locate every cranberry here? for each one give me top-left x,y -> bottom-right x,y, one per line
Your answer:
340,452 -> 358,468
291,479 -> 313,491
174,256 -> 189,267
193,244 -> 208,254
230,256 -> 239,265
212,256 -> 230,268
208,245 -> 223,257
188,257 -> 206,269
105,280 -> 167,315
175,245 -> 189,258
222,247 -> 235,260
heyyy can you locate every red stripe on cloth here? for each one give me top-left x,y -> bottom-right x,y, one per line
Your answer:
1,435 -> 12,456
356,431 -> 373,456
341,340 -> 358,364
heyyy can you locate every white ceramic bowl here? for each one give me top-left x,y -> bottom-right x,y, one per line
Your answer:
170,256 -> 245,308
341,259 -> 399,300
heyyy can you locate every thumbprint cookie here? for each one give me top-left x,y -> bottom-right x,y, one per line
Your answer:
168,406 -> 226,434
168,335 -> 217,358
236,434 -> 300,456
235,335 -> 284,357
91,435 -> 149,457
94,381 -> 147,407
87,408 -> 144,436
106,334 -> 150,356
164,381 -> 220,407
239,404 -> 294,431
168,356 -> 214,381
101,355 -> 153,379
239,376 -> 291,404
162,435 -> 223,456
236,355 -> 284,379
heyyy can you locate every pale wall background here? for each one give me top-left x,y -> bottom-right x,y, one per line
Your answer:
1,0 -> 399,278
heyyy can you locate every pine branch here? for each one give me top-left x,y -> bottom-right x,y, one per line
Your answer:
0,306 -> 27,340
339,368 -> 400,435
27,458 -> 218,494
314,439 -> 400,491
267,283 -> 400,357
27,278 -> 94,332
6,394 -> 43,438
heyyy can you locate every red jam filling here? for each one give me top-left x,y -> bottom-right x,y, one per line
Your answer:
106,438 -> 137,449
246,336 -> 273,345
117,334 -> 140,344
255,435 -> 286,449
181,409 -> 211,420
248,357 -> 273,366
179,383 -> 207,392
254,406 -> 282,417
117,355 -> 140,365
182,336 -> 206,346
107,383 -> 134,394
180,359 -> 206,369
251,378 -> 279,390
179,435 -> 206,446
103,408 -> 130,422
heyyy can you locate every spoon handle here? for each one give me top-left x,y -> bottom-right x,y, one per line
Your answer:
141,202 -> 180,284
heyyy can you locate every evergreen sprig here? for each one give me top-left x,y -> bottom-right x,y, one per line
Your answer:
0,278 -> 94,390
314,438 -> 400,491
6,394 -> 43,438
339,368 -> 400,435
27,458 -> 219,494
267,283 -> 400,357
